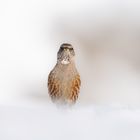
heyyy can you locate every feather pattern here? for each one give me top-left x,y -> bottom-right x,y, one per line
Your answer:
48,67 -> 81,104
69,74 -> 81,102
48,44 -> 81,105
48,71 -> 60,100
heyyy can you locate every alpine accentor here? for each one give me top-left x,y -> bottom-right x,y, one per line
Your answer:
48,43 -> 81,104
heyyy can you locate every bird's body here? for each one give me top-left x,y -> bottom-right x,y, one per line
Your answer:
48,43 -> 81,104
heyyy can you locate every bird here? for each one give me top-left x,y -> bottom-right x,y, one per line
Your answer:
48,43 -> 81,105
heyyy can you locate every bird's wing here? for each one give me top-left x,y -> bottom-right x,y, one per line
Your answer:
48,71 -> 60,100
69,74 -> 81,102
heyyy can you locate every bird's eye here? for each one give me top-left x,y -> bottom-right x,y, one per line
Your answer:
60,47 -> 64,50
59,47 -> 64,52
69,48 -> 73,51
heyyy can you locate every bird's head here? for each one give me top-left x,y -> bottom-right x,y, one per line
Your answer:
57,43 -> 75,65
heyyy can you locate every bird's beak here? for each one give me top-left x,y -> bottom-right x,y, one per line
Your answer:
64,48 -> 69,52
61,48 -> 70,65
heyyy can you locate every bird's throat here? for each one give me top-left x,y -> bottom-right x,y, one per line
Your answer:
61,59 -> 70,65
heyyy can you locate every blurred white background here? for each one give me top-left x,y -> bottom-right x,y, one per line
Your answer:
0,0 -> 140,107
0,0 -> 140,140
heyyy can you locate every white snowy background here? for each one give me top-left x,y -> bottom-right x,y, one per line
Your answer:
0,0 -> 140,140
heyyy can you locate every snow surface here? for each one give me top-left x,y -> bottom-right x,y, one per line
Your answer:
1,0 -> 140,139
1,104 -> 140,140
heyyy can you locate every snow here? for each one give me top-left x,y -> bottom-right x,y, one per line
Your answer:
1,0 -> 140,139
1,104 -> 140,140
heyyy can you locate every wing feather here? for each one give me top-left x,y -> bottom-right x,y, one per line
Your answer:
69,74 -> 81,102
48,72 -> 60,100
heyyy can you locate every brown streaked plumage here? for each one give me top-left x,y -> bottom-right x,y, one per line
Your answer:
48,43 -> 81,104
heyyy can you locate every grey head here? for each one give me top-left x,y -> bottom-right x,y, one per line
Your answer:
57,43 -> 75,65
